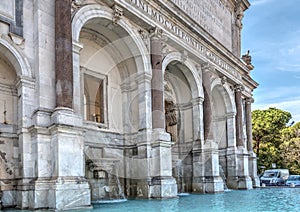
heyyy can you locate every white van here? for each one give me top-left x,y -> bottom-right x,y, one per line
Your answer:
260,169 -> 289,186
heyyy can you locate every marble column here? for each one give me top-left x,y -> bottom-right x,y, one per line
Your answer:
245,98 -> 253,152
234,84 -> 244,148
145,28 -> 177,198
200,63 -> 223,193
150,28 -> 165,129
42,1 -> 92,210
234,86 -> 252,189
245,98 -> 260,187
202,63 -> 214,141
55,0 -> 73,108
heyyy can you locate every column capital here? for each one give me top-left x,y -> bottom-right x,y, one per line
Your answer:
201,62 -> 214,72
149,27 -> 167,41
191,97 -> 204,105
245,97 -> 254,104
234,84 -> 244,92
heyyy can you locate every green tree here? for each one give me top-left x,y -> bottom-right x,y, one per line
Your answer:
280,122 -> 300,174
252,108 -> 291,166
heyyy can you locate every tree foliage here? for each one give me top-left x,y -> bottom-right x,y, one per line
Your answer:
280,122 -> 300,174
252,108 -> 292,157
252,107 -> 300,174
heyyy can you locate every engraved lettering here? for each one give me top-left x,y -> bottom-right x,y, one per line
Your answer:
125,0 -> 236,77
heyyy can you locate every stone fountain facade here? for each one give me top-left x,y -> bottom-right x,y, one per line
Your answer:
0,0 -> 259,210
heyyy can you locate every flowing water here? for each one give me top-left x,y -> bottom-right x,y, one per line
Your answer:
4,188 -> 300,212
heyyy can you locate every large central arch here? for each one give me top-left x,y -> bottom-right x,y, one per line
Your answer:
71,4 -> 153,201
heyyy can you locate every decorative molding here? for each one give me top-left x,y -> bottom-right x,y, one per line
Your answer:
191,97 -> 204,105
8,32 -> 25,48
241,50 -> 254,71
221,76 -> 227,85
235,2 -> 244,29
201,62 -> 214,72
71,0 -> 86,14
245,97 -> 254,105
180,50 -> 188,63
149,27 -> 164,40
112,4 -> 123,25
234,84 -> 245,93
138,29 -> 149,51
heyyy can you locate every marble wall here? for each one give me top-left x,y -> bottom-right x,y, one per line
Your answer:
0,0 -> 259,210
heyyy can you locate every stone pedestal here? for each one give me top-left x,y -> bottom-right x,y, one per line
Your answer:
194,141 -> 224,193
225,147 -> 239,189
248,152 -> 260,188
149,130 -> 177,198
47,108 -> 91,210
236,148 -> 253,189
192,149 -> 206,193
134,130 -> 177,199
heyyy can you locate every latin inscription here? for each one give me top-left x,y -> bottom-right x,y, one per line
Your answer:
0,0 -> 15,21
170,0 -> 232,50
123,0 -> 240,79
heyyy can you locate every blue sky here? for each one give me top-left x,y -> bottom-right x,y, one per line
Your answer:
241,0 -> 300,123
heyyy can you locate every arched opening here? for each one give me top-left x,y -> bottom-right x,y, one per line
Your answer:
0,47 -> 18,188
164,61 -> 195,194
79,18 -> 139,131
74,11 -> 148,200
212,83 -> 235,188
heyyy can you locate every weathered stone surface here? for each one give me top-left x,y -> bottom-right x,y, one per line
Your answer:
0,0 -> 257,209
55,0 -> 73,108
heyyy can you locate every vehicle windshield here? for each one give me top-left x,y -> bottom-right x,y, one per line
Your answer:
287,176 -> 300,181
262,171 -> 278,178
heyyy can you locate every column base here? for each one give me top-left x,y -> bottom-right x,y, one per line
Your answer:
134,177 -> 178,199
238,176 -> 253,190
192,177 -> 205,193
203,176 -> 224,193
50,178 -> 91,210
18,178 -> 91,210
251,176 -> 261,188
150,176 -> 177,199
